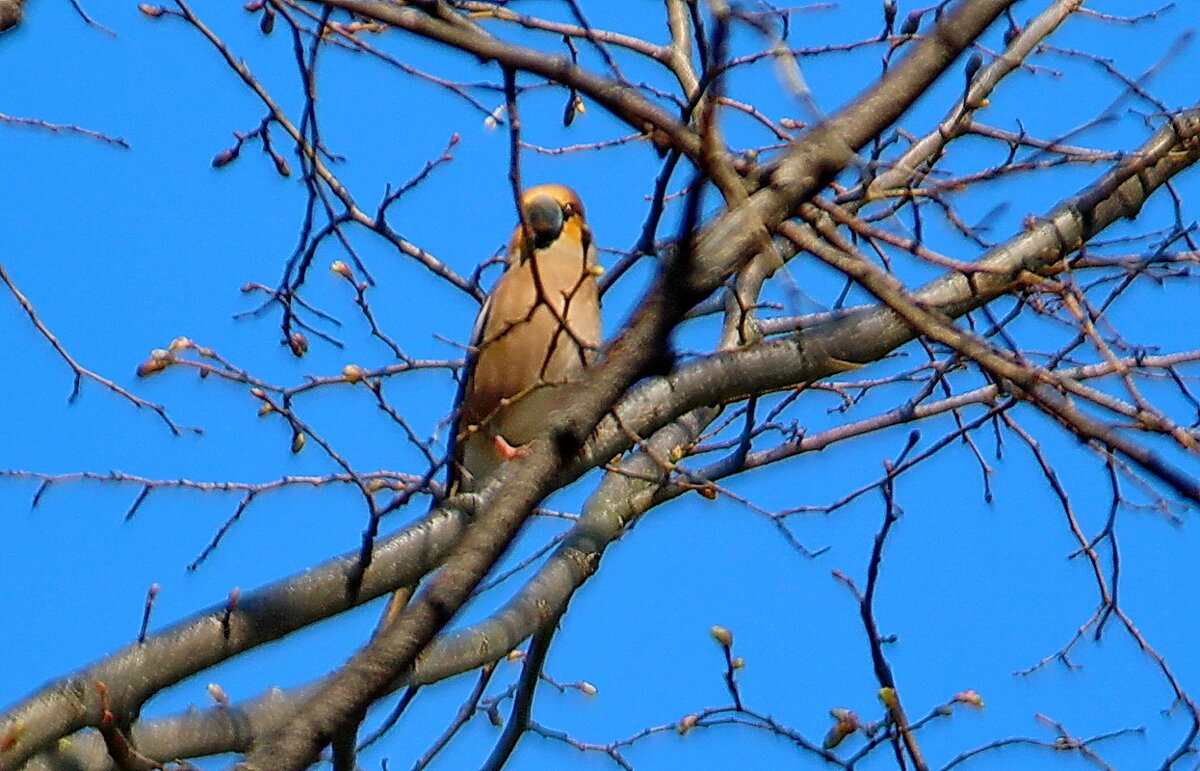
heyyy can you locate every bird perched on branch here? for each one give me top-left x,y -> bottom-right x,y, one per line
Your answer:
449,183 -> 603,493
377,184 -> 600,630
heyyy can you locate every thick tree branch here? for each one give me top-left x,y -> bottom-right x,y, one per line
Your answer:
13,7 -> 1200,769
859,0 -> 1086,200
13,124 -> 1197,760
0,503 -> 473,771
230,4 -> 1015,769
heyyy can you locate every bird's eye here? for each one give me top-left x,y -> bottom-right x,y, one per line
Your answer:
562,202 -> 577,219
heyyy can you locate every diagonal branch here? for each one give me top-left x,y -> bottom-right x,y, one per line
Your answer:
0,262 -> 198,436
322,0 -> 703,160
10,102 -> 1197,759
16,7 -> 1200,769
232,3 -> 1016,768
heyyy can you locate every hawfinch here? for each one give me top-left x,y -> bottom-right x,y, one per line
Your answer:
449,183 -> 602,493
377,184 -> 601,631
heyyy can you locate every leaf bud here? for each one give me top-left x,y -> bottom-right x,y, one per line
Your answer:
288,332 -> 308,357
206,683 -> 229,707
212,147 -> 239,168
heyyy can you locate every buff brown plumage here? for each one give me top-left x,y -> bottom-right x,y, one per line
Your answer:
450,183 -> 602,491
377,184 -> 601,630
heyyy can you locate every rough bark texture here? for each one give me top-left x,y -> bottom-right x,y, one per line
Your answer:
0,0 -> 23,33
5,0 -> 1200,768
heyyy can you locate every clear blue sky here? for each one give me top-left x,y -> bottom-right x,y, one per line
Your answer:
2,1 -> 1199,769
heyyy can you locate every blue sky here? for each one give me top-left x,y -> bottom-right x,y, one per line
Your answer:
2,1 -> 1200,769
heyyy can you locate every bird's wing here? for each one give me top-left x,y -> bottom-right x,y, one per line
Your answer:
443,290 -> 493,497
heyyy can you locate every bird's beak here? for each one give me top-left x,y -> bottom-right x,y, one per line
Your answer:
524,194 -> 565,247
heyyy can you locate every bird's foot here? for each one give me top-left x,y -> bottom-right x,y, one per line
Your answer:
493,435 -> 531,462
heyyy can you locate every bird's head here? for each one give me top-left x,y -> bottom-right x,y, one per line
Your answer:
511,184 -> 591,262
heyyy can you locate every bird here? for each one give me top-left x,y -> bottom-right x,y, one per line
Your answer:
377,184 -> 601,631
448,183 -> 602,494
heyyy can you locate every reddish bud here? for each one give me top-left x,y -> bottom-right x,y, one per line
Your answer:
212,147 -> 239,168
136,358 -> 168,377
824,708 -> 862,749
288,332 -> 308,357
206,683 -> 229,707
953,690 -> 984,709
823,719 -> 857,749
